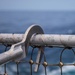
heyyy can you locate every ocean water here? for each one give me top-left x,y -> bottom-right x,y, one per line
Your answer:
0,11 -> 75,75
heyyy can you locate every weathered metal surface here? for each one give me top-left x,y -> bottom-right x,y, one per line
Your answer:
0,45 -> 23,65
0,25 -> 75,69
0,25 -> 74,74
0,34 -> 23,44
0,34 -> 75,47
30,34 -> 75,47
0,25 -> 44,66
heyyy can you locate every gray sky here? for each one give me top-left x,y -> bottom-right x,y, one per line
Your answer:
0,0 -> 75,10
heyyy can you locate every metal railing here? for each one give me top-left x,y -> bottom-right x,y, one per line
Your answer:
0,24 -> 75,75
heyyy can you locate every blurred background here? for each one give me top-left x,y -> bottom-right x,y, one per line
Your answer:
0,0 -> 75,75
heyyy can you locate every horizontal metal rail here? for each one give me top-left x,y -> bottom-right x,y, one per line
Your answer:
0,25 -> 75,75
0,34 -> 23,44
0,34 -> 75,47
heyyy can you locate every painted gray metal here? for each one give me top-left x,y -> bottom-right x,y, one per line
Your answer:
0,25 -> 44,67
0,25 -> 75,72
0,34 -> 23,44
0,34 -> 75,47
30,34 -> 75,47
